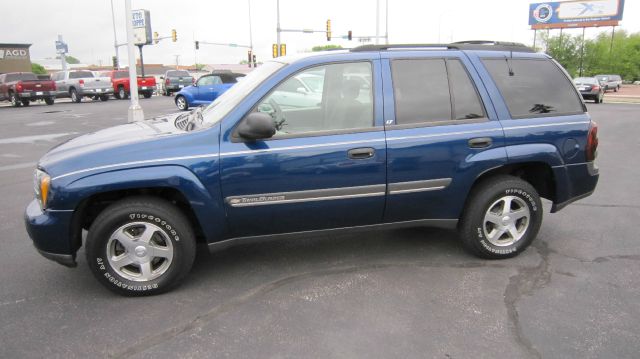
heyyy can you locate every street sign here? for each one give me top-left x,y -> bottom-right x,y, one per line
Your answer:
529,0 -> 625,29
55,40 -> 68,54
132,9 -> 152,45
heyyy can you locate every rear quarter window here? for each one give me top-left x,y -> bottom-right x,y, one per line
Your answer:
482,58 -> 584,118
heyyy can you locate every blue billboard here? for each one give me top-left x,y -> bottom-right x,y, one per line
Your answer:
529,0 -> 625,28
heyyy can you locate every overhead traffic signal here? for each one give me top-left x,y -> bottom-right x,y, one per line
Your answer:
195,41 -> 199,50
326,19 -> 331,41
280,44 -> 286,57
348,30 -> 352,41
153,32 -> 159,44
247,50 -> 252,67
272,44 -> 278,58
112,56 -> 118,69
171,29 -> 177,42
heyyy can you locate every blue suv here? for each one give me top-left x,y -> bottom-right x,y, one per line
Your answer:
174,71 -> 245,111
25,42 -> 599,295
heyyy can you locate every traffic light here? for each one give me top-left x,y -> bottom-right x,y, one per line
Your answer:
348,30 -> 352,41
247,50 -> 252,67
153,32 -> 159,44
326,19 -> 331,41
272,44 -> 278,58
280,44 -> 286,57
171,29 -> 177,42
112,56 -> 118,69
252,54 -> 257,67
195,41 -> 199,50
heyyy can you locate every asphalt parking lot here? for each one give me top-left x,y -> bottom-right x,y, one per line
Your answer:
1,96 -> 639,358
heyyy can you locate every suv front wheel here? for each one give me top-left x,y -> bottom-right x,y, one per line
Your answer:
459,176 -> 542,259
85,196 -> 196,296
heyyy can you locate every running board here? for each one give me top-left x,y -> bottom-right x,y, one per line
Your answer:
207,219 -> 458,252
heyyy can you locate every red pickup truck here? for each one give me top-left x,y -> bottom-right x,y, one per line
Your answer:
98,70 -> 156,99
0,72 -> 56,107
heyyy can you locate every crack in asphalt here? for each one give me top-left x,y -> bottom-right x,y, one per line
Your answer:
503,240 -> 552,359
111,260 -> 515,358
547,248 -> 640,264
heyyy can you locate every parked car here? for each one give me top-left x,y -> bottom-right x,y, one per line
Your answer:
174,71 -> 245,110
574,77 -> 604,103
99,70 -> 156,99
160,70 -> 193,96
25,42 -> 599,296
595,74 -> 622,92
0,72 -> 56,107
51,70 -> 113,102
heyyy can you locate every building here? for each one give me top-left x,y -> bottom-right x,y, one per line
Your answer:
0,43 -> 32,73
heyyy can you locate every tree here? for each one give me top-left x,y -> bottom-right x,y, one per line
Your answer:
312,45 -> 343,52
65,55 -> 80,64
31,63 -> 47,75
194,63 -> 206,71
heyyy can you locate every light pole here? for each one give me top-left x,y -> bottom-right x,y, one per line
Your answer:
124,0 -> 143,122
248,0 -> 253,51
276,0 -> 281,56
375,0 -> 380,44
110,0 -> 120,69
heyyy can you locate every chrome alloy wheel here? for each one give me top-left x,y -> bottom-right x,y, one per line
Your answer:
106,222 -> 174,282
482,195 -> 530,247
176,96 -> 187,110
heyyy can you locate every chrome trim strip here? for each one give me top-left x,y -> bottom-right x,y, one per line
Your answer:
220,138 -> 386,157
51,153 -> 219,181
503,121 -> 589,131
388,178 -> 452,195
551,162 -> 589,168
226,184 -> 386,207
208,218 -> 459,252
386,128 -> 502,142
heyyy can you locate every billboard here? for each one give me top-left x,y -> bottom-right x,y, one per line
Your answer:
529,0 -> 625,29
132,9 -> 152,45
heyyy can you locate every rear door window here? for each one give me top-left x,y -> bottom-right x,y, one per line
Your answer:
482,58 -> 584,118
70,71 -> 93,79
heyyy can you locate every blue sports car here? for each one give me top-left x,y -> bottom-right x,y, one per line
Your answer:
174,71 -> 245,111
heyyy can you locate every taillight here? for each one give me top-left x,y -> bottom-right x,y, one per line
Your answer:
592,85 -> 600,91
79,79 -> 85,87
16,83 -> 23,92
166,78 -> 170,85
586,121 -> 598,162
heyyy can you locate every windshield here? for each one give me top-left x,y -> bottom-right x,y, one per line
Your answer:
574,77 -> 597,85
167,70 -> 190,77
200,61 -> 284,127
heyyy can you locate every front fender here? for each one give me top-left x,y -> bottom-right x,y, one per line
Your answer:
53,165 -> 225,243
176,88 -> 196,104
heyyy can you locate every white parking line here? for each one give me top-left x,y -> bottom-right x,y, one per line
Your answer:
0,132 -> 78,145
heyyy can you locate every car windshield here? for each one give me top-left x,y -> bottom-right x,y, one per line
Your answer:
596,76 -> 608,81
18,73 -> 38,81
574,78 -> 598,85
199,61 -> 284,128
167,70 -> 190,77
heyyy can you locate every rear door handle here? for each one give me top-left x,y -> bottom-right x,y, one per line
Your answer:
348,147 -> 375,159
468,137 -> 493,149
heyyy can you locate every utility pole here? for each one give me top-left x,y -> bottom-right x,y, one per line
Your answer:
375,0 -> 380,44
174,54 -> 180,69
110,0 -> 120,69
125,0 -> 143,122
276,0 -> 281,56
385,0 -> 389,44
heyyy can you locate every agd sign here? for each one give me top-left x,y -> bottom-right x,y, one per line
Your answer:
0,48 -> 29,60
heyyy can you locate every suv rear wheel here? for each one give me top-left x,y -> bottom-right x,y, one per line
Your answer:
459,175 -> 542,259
85,197 -> 196,296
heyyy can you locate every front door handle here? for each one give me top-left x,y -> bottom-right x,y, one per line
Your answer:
468,137 -> 493,149
348,147 -> 375,159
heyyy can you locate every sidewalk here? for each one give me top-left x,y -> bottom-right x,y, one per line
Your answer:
605,85 -> 640,104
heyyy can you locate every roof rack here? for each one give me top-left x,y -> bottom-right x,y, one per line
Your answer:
350,41 -> 534,53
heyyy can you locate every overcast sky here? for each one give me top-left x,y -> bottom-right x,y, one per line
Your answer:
2,0 -> 639,67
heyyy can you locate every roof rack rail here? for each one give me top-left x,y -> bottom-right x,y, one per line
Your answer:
350,41 -> 535,53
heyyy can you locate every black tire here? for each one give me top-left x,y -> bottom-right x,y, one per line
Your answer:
614,86 -> 618,92
117,86 -> 128,100
459,175 -> 543,259
85,196 -> 196,296
10,92 -> 21,107
70,88 -> 81,103
142,91 -> 152,99
99,95 -> 109,102
175,95 -> 189,111
44,97 -> 55,105
21,99 -> 30,106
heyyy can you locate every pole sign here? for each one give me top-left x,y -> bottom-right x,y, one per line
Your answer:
529,0 -> 625,29
132,9 -> 152,45
55,40 -> 68,54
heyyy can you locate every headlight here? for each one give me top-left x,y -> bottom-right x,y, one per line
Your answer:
34,169 -> 51,210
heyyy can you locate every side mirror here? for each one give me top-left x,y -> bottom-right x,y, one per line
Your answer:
296,87 -> 307,94
160,76 -> 164,80
237,112 -> 276,140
